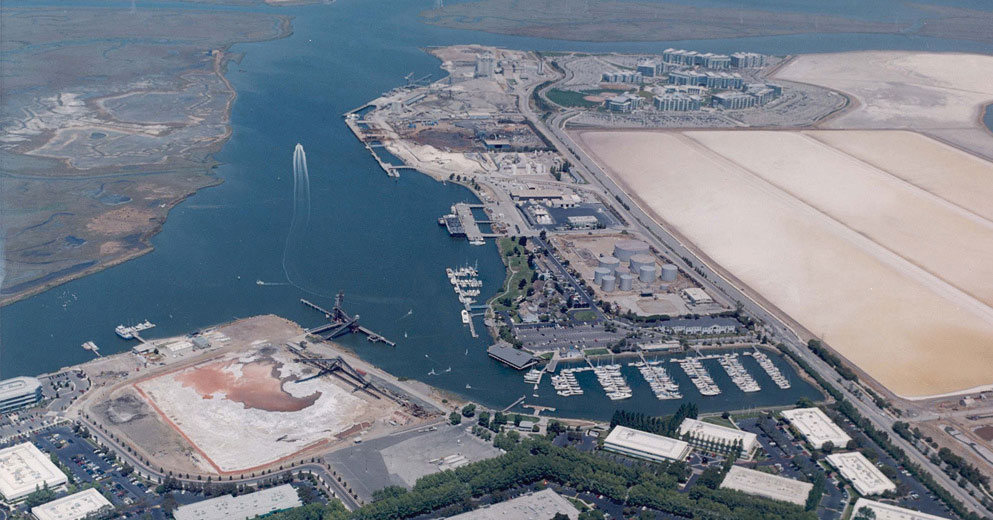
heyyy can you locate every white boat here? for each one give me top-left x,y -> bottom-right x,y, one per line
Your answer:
461,309 -> 471,324
115,320 -> 155,340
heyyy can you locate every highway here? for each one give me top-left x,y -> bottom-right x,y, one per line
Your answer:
517,68 -> 992,517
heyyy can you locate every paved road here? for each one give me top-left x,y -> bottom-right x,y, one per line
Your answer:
517,72 -> 992,517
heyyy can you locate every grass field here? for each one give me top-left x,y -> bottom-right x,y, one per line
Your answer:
545,88 -> 624,108
489,238 -> 534,316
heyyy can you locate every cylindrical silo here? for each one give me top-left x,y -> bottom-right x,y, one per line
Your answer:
598,256 -> 621,272
660,263 -> 678,282
629,253 -> 655,272
593,267 -> 611,284
601,275 -> 616,292
613,239 -> 650,262
619,273 -> 634,291
638,264 -> 657,283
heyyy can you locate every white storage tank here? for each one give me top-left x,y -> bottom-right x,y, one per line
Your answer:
598,255 -> 621,272
601,275 -> 616,292
612,239 -> 650,261
660,263 -> 678,282
629,253 -> 655,272
618,273 -> 634,291
593,267 -> 612,284
638,264 -> 657,283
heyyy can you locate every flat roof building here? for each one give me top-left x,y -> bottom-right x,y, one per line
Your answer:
681,287 -> 714,304
720,466 -> 813,506
172,484 -> 302,520
781,408 -> 852,449
0,376 -> 43,413
826,452 -> 897,496
31,488 -> 113,520
851,498 -> 950,520
487,343 -> 537,370
0,443 -> 68,502
603,425 -> 692,463
678,418 -> 758,458
445,489 -> 579,519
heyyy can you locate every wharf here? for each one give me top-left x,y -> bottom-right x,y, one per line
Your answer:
448,203 -> 502,243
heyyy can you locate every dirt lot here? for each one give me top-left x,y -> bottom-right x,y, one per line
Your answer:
574,129 -> 993,398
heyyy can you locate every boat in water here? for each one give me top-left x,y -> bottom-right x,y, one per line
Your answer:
115,320 -> 155,340
461,309 -> 471,324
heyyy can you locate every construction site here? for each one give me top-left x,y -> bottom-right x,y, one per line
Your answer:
72,315 -> 443,476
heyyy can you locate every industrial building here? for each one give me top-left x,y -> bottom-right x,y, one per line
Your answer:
681,287 -> 714,304
566,215 -> 599,229
654,93 -> 702,111
487,343 -> 538,370
678,418 -> 758,458
0,376 -> 43,413
602,425 -> 692,463
445,489 -> 579,519
851,498 -> 951,520
604,93 -> 643,112
826,452 -> 897,496
660,317 -> 738,335
172,484 -> 302,520
475,52 -> 496,77
0,443 -> 68,502
31,488 -> 113,520
780,408 -> 852,449
720,466 -> 813,506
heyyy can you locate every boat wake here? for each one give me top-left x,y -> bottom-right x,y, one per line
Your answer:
281,144 -> 334,299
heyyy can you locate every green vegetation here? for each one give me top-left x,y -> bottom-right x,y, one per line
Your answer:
583,347 -> 610,356
572,310 -> 598,322
545,88 -> 624,108
610,404 -> 698,438
23,485 -> 56,508
702,415 -> 736,429
489,238 -> 535,316
449,412 -> 462,425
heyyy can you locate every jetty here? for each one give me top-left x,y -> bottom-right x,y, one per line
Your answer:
302,292 -> 396,347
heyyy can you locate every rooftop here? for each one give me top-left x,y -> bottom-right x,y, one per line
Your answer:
0,376 -> 41,401
851,498 -> 950,520
781,408 -> 851,449
31,488 -> 113,520
603,425 -> 692,462
720,465 -> 813,506
0,443 -> 68,501
172,484 -> 302,520
678,418 -> 758,455
487,344 -> 537,370
826,452 -> 896,496
444,489 -> 579,519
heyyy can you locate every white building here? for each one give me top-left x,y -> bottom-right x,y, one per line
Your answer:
678,418 -> 758,459
826,452 -> 896,496
0,376 -> 43,413
781,408 -> 852,449
851,498 -> 950,520
31,488 -> 113,520
0,443 -> 68,502
681,287 -> 713,304
603,425 -> 692,463
172,484 -> 302,520
720,466 -> 813,506
445,489 -> 579,519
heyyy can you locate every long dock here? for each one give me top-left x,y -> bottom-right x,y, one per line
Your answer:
502,395 -> 526,412
301,293 -> 396,347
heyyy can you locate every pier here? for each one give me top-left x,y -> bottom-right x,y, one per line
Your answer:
302,292 -> 396,347
442,203 -> 502,244
502,395 -> 526,412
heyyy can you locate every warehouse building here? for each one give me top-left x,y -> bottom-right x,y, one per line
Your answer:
603,425 -> 692,463
0,376 -> 43,413
172,484 -> 301,520
31,488 -> 113,520
681,287 -> 714,304
826,452 -> 897,496
720,466 -> 813,506
678,418 -> 758,459
0,443 -> 68,502
445,489 -> 579,519
780,408 -> 851,449
851,498 -> 950,520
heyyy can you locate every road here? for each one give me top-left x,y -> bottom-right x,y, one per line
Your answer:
517,68 -> 992,517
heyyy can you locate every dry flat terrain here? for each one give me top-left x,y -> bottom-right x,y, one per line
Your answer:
773,52 -> 993,159
574,129 -> 993,398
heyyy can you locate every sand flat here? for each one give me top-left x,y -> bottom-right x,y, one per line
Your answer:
685,130 -> 993,309
807,130 -> 993,222
575,129 -> 993,398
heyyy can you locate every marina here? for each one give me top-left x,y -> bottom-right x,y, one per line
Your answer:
718,353 -> 761,393
447,265 -> 484,337
676,357 -> 722,396
749,349 -> 791,389
629,360 -> 682,400
114,321 -> 155,340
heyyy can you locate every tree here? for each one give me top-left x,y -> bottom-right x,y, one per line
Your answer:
449,412 -> 462,425
462,404 -> 476,417
821,440 -> 835,454
551,514 -> 570,520
853,506 -> 877,520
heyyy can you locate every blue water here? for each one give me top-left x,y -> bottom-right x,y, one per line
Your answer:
3,0 -> 992,419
